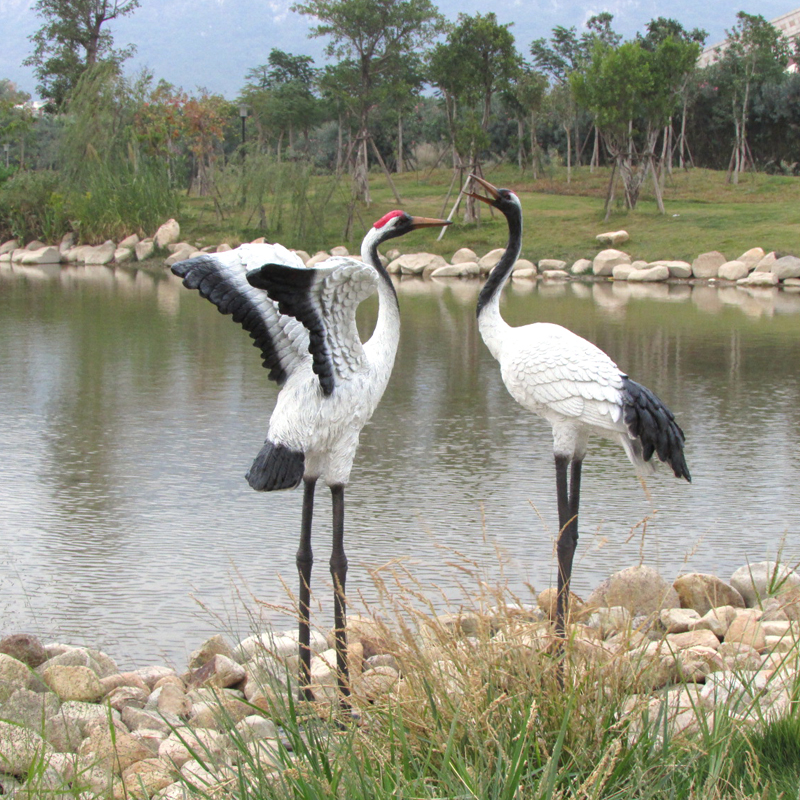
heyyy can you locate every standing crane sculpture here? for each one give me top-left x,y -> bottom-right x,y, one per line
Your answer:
467,175 -> 691,636
171,211 -> 450,700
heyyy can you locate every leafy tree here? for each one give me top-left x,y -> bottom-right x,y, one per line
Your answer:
572,36 -> 700,216
0,81 -> 34,170
24,0 -> 140,110
428,12 -> 520,219
502,65 -> 547,174
531,14 -> 620,177
243,49 -> 320,160
711,12 -> 790,183
638,18 -> 706,172
292,0 -> 444,204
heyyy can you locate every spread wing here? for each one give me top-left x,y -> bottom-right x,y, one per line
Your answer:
247,257 -> 379,396
171,243 -> 311,386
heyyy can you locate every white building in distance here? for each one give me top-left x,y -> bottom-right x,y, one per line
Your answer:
698,7 -> 800,67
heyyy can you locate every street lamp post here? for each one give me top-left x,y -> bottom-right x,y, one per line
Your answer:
239,104 -> 248,150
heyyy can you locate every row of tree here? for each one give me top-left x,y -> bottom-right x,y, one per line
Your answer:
4,0 -> 800,226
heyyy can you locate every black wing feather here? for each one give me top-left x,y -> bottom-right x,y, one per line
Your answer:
621,377 -> 691,482
247,263 -> 336,396
172,254 -> 299,386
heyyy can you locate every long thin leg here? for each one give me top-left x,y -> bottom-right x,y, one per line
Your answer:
555,454 -> 575,637
330,484 -> 350,701
297,478 -> 316,700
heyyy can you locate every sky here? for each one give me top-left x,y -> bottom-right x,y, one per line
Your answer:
1,0 -> 797,101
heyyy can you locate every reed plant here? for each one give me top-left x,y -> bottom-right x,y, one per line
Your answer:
169,563 -> 800,800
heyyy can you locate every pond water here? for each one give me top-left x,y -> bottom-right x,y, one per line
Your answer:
2,261 -> 800,669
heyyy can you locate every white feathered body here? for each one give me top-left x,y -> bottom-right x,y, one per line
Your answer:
479,310 -> 654,475
268,340 -> 395,485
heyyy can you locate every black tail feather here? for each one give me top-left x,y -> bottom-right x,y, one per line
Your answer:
621,377 -> 691,482
246,441 -> 305,491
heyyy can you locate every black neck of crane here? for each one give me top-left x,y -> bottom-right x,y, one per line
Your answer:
476,208 -> 522,317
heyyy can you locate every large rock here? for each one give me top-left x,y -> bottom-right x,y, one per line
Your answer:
84,241 -> 116,266
538,258 -> 567,271
687,605 -> 739,638
79,724 -> 153,774
692,251 -> 726,278
718,261 -> 748,281
770,255 -> 800,280
154,219 -> 180,249
20,245 -> 61,265
586,565 -> 679,617
186,654 -> 245,690
0,633 -> 47,669
592,249 -> 630,276
596,230 -> 629,246
477,248 -> 506,272
0,654 -> 35,702
571,258 -> 593,275
0,720 -> 53,776
187,635 -> 233,670
753,252 -> 778,272
512,259 -> 536,273
737,271 -> 779,286
388,253 -> 447,275
627,265 -> 669,282
673,573 -> 745,616
431,263 -> 479,278
121,758 -> 175,797
737,247 -> 765,271
0,239 -> 19,256
451,247 -> 477,264
730,561 -> 800,607
612,263 -> 635,280
0,687 -> 60,729
724,610 -> 766,651
646,260 -> 692,278
42,665 -> 103,702
135,239 -> 155,261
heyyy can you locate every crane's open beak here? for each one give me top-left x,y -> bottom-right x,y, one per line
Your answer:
466,174 -> 500,206
409,216 -> 451,229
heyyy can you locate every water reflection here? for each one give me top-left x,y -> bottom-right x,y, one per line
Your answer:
1,262 -> 799,667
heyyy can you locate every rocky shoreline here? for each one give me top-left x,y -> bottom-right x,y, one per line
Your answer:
2,221 -> 799,290
2,559 -> 800,799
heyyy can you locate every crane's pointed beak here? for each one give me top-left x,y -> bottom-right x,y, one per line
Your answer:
409,216 -> 452,230
466,174 -> 500,206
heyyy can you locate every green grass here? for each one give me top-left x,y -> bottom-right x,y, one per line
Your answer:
177,164 -> 800,266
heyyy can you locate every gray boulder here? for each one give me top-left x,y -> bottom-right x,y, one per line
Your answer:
673,573 -> 745,616
771,255 -> 800,280
593,249 -> 631,276
692,251 -> 726,278
0,634 -> 47,668
154,219 -> 180,249
718,261 -> 749,281
587,564 -> 679,617
730,561 -> 800,607
736,247 -> 765,271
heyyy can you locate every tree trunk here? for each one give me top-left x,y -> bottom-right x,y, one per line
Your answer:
564,124 -> 571,184
354,129 -> 370,205
336,115 -> 343,174
679,97 -> 688,170
518,117 -> 525,171
397,116 -> 404,174
590,126 -> 599,172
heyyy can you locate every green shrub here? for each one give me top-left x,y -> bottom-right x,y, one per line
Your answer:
0,169 -> 68,243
